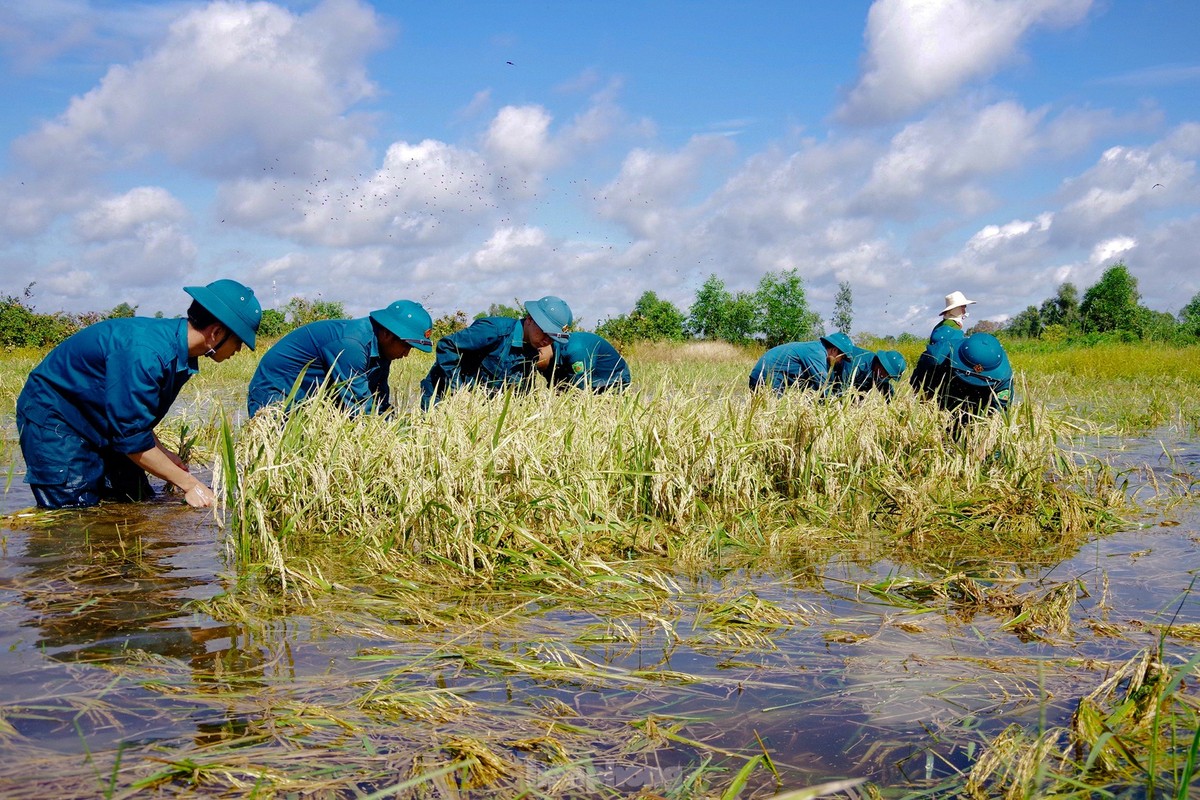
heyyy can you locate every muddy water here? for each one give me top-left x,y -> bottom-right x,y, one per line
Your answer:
0,436 -> 1197,794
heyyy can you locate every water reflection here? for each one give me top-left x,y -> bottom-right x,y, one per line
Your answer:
11,501 -> 235,663
0,479 -> 276,761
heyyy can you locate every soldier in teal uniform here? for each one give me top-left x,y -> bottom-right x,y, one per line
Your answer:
16,279 -> 262,509
247,300 -> 432,417
420,296 -> 572,409
929,290 -> 975,345
539,331 -> 630,392
841,348 -> 907,399
912,332 -> 1013,427
945,333 -> 1014,415
748,332 -> 854,395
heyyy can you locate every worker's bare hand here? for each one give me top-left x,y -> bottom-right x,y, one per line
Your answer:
184,483 -> 215,508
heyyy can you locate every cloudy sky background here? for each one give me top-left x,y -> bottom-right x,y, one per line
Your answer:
0,0 -> 1197,335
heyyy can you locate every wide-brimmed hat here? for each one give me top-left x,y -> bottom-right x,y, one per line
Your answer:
525,296 -> 573,342
184,279 -> 262,350
940,290 -> 977,315
950,333 -> 1012,386
370,300 -> 433,352
818,331 -> 854,356
874,350 -> 907,379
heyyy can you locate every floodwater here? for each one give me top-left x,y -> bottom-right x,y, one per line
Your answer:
0,436 -> 1197,797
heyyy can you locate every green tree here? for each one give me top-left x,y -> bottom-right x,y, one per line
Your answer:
723,292 -> 758,344
476,301 -> 523,320
1178,291 -> 1200,338
754,269 -> 821,347
432,310 -> 469,342
1004,305 -> 1042,339
284,296 -> 348,327
685,276 -> 756,343
597,291 -> 686,344
686,274 -> 732,339
1136,306 -> 1178,342
106,301 -> 138,319
1081,263 -> 1140,335
258,308 -> 289,338
1041,323 -> 1068,344
0,284 -> 78,348
1039,282 -> 1081,331
831,281 -> 853,335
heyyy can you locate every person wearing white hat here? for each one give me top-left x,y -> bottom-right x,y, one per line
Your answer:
929,290 -> 976,345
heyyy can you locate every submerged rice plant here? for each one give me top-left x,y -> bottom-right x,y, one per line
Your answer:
963,647 -> 1200,798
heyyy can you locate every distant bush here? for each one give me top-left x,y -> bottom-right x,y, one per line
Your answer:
258,309 -> 289,338
0,285 -> 79,349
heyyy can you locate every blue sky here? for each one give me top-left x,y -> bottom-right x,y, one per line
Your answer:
1,0 -> 1197,335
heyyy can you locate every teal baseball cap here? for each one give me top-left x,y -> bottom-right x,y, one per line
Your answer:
950,333 -> 1012,386
370,300 -> 433,352
525,296 -> 573,342
184,279 -> 262,350
819,331 -> 854,356
874,350 -> 907,379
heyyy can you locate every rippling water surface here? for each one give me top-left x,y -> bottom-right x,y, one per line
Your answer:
0,436 -> 1197,795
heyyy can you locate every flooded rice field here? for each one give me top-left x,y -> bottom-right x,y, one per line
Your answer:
0,434 -> 1197,797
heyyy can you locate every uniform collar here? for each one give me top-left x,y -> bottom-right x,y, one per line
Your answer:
509,319 -> 526,350
365,317 -> 380,361
179,319 -> 199,374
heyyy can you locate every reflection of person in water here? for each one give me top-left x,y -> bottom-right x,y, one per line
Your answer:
13,507 -> 263,681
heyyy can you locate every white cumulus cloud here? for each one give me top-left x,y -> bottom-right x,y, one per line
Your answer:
839,0 -> 1093,124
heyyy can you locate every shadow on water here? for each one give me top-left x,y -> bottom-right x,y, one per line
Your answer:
0,435 -> 1196,795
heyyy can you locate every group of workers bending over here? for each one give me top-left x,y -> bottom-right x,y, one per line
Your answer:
752,290 -> 1014,416
15,281 -> 1011,511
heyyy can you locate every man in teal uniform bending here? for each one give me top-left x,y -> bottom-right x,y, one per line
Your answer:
748,332 -> 854,395
420,296 -> 573,409
539,331 -> 630,392
16,279 -> 262,509
247,300 -> 433,417
841,348 -> 907,399
912,332 -> 1013,432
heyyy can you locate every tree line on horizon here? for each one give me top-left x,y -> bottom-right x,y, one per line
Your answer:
4,262 -> 1199,351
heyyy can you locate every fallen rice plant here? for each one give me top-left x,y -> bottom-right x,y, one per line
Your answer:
215,381 -> 1130,596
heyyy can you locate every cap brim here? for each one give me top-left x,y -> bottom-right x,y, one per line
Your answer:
950,355 -> 1010,386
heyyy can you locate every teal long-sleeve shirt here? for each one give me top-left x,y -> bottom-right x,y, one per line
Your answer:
246,317 -> 389,416
748,341 -> 834,394
16,318 -> 197,457
546,332 -> 630,391
840,347 -> 894,399
420,316 -> 540,409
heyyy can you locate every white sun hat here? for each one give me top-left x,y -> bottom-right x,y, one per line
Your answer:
940,290 -> 977,315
